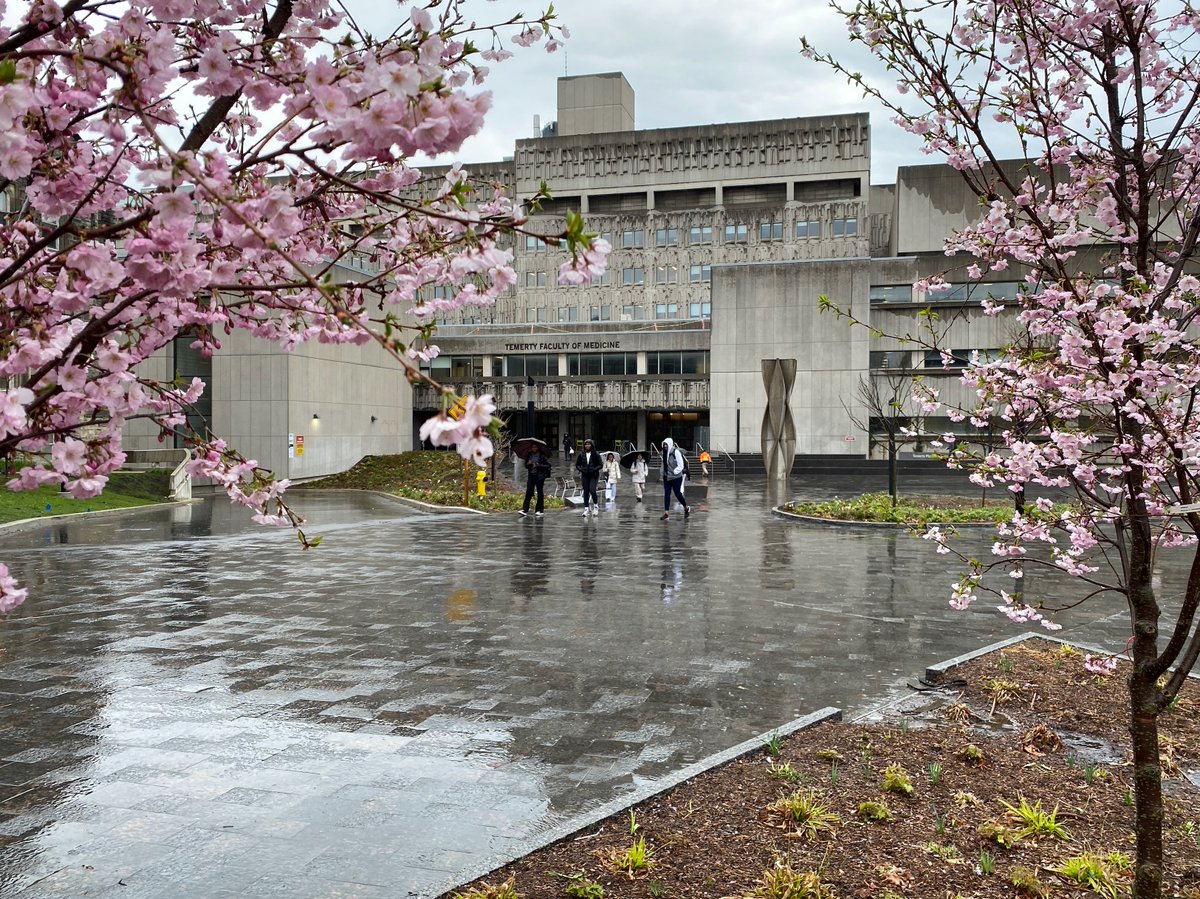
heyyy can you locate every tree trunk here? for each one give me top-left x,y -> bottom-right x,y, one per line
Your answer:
1129,671 -> 1164,899
1128,515 -> 1164,899
887,435 -> 897,507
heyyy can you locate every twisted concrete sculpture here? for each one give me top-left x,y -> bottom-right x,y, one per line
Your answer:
761,358 -> 797,480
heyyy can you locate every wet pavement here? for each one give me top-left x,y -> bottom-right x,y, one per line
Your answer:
0,475 -> 1174,898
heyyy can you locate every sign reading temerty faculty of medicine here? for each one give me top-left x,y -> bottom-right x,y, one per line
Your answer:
503,340 -> 622,352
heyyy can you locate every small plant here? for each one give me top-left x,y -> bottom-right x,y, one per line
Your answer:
1123,788 -> 1134,807
628,810 -> 639,835
1177,820 -> 1199,845
978,819 -> 1023,849
882,763 -> 914,796
986,678 -> 1023,704
454,877 -> 520,899
1082,762 -> 1108,784
899,716 -> 910,732
943,702 -> 972,724
931,803 -> 949,835
829,760 -> 838,788
550,871 -> 604,899
927,762 -> 943,786
763,790 -> 841,839
977,849 -> 995,875
1010,866 -> 1050,898
923,841 -> 960,861
956,743 -> 987,766
1020,723 -> 1063,754
999,652 -> 1014,673
767,761 -> 807,784
739,863 -> 835,899
648,881 -> 664,898
815,748 -> 843,762
953,790 -> 982,808
1053,852 -> 1128,898
1056,642 -> 1080,658
1000,796 -> 1069,840
857,799 -> 892,822
763,731 -> 783,756
601,835 -> 653,878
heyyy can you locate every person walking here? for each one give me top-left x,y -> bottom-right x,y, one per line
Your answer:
659,437 -> 691,521
603,451 -> 621,502
575,438 -> 603,517
519,446 -> 551,517
630,452 -> 648,502
699,449 -> 712,476
562,433 -> 573,462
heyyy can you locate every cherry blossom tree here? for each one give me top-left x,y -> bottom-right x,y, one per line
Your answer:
807,0 -> 1200,894
0,0 -> 609,614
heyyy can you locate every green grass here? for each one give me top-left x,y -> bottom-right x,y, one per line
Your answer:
781,492 -> 1063,526
302,451 -> 565,513
0,469 -> 171,525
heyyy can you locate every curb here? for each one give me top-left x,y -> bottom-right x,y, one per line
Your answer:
290,487 -> 488,516
771,505 -> 1001,530
428,705 -> 843,898
0,498 -> 198,536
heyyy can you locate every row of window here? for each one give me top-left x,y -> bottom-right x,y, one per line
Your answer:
869,349 -> 1002,370
421,352 -> 712,380
870,282 -> 1025,305
522,301 -> 711,323
523,219 -> 859,254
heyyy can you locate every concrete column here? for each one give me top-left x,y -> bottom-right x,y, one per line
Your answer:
647,189 -> 655,210
636,351 -> 648,375
580,194 -> 589,214
714,184 -> 723,207
636,411 -> 647,450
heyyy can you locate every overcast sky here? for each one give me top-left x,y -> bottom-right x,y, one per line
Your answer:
404,0 -> 930,182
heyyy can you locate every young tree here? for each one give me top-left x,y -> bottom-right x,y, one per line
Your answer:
0,0 -> 609,613
807,1 -> 1200,895
844,367 -> 916,506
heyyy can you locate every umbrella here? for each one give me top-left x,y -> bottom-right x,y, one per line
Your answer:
620,448 -> 648,469
512,437 -> 550,460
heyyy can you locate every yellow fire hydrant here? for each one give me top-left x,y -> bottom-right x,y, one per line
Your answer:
476,469 -> 487,497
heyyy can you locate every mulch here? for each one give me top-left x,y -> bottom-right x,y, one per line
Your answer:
446,639 -> 1200,898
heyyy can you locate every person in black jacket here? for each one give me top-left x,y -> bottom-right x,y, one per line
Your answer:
520,447 -> 551,516
575,438 -> 603,517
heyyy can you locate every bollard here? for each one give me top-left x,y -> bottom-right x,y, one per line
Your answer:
476,469 -> 487,498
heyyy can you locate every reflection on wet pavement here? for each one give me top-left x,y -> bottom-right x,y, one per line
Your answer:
0,476 -> 1168,898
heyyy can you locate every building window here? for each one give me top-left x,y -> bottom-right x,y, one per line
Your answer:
621,304 -> 642,321
654,303 -> 678,319
567,354 -> 603,376
524,234 -> 545,252
525,308 -> 537,323
869,350 -> 909,369
689,225 -> 713,245
525,271 -> 548,288
795,220 -> 821,238
923,349 -> 972,369
832,217 -> 858,236
600,304 -> 611,320
601,352 -> 638,375
621,229 -> 645,248
655,264 -> 679,284
622,266 -> 645,285
688,264 -> 711,283
870,285 -> 913,304
655,227 -> 679,246
759,222 -> 783,241
645,351 -> 709,375
558,306 -> 579,323
724,223 -> 748,243
688,302 -> 712,319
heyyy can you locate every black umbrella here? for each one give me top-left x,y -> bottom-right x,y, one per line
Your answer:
620,448 -> 648,469
512,437 -> 550,460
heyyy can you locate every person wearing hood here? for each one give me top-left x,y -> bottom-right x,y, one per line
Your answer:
660,437 -> 691,521
602,451 -> 621,502
575,438 -> 604,516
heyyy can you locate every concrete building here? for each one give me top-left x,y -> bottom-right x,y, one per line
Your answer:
416,72 -> 1021,464
125,72 -> 1031,480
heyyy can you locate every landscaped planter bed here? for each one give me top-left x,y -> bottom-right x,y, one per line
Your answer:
446,639 -> 1200,899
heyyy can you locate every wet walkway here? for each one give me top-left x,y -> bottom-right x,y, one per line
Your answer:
0,476 -> 1165,898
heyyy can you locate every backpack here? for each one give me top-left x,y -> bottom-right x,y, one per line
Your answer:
680,451 -> 690,478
